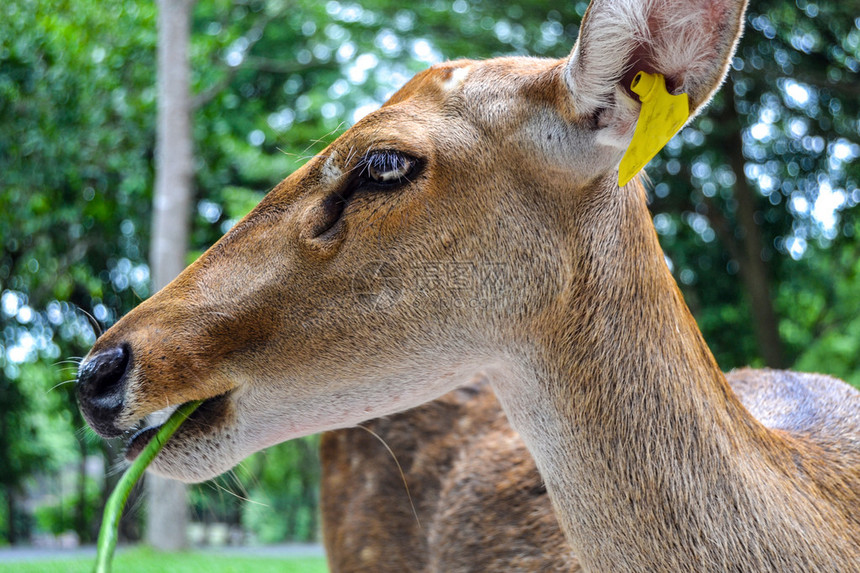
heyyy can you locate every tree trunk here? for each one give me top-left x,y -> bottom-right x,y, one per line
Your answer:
146,0 -> 196,552
5,491 -> 17,545
719,77 -> 786,368
727,128 -> 786,368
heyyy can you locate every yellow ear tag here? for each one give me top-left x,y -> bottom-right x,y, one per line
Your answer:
618,72 -> 690,186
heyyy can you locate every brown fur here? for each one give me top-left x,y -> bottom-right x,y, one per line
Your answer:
76,0 -> 860,570
321,381 -> 577,573
323,369 -> 860,572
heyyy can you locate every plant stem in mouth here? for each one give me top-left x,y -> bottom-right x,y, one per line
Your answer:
94,400 -> 203,573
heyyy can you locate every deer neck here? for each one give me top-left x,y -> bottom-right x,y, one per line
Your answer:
488,180 -> 776,570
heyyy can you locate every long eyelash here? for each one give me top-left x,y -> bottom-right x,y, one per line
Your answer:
362,150 -> 404,176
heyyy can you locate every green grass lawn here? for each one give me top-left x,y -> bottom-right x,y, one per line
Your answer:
0,546 -> 329,573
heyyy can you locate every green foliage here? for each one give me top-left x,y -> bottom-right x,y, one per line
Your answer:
189,436 -> 321,543
784,214 -> 860,387
238,436 -> 321,543
1,0 -> 160,539
33,477 -> 100,537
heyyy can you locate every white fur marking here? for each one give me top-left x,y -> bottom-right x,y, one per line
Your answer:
321,152 -> 343,184
443,66 -> 471,92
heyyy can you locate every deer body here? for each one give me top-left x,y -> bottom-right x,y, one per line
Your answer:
322,368 -> 859,572
321,381 -> 577,572
76,0 -> 860,570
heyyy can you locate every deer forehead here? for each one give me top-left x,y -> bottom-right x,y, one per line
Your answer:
393,58 -> 573,128
330,58 -> 607,186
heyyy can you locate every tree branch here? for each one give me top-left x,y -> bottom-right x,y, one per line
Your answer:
244,55 -> 340,74
192,6 -> 282,110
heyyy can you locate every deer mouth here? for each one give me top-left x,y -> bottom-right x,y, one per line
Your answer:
124,391 -> 233,462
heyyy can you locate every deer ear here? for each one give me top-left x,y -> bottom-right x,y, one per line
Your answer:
564,0 -> 747,149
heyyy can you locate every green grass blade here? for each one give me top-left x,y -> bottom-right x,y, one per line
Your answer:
94,400 -> 203,573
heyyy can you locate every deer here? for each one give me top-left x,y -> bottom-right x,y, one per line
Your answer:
321,379 -> 577,572
75,0 -> 860,569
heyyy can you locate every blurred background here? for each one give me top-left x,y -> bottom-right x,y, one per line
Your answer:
0,0 -> 858,569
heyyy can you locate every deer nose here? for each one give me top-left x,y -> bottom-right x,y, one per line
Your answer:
76,345 -> 131,437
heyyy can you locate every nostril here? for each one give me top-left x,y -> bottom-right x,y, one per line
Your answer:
77,344 -> 130,408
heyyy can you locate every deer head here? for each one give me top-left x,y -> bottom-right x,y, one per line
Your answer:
77,0 -> 747,483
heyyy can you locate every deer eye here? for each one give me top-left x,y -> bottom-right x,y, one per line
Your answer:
312,150 -> 420,239
360,150 -> 418,188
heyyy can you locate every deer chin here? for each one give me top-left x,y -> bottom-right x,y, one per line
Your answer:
126,367 -> 480,483
124,390 -> 242,483
122,381 -> 357,483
